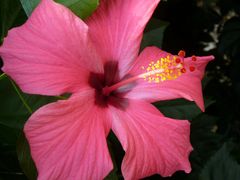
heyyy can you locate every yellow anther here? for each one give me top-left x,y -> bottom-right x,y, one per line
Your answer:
140,54 -> 185,83
162,77 -> 166,81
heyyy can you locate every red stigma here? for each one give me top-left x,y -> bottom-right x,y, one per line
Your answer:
181,68 -> 186,73
178,50 -> 186,57
192,55 -> 197,61
189,66 -> 195,72
175,58 -> 181,63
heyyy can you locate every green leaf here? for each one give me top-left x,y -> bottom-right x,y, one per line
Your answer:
104,171 -> 119,180
190,114 -> 222,167
0,0 -> 26,40
0,78 -> 29,129
0,124 -> 20,144
105,132 -> 124,180
219,17 -> 240,58
154,98 -> 214,120
0,73 -> 6,80
186,114 -> 222,180
0,77 -> 58,129
19,0 -> 39,17
57,0 -> 99,19
200,143 -> 240,180
20,0 -> 99,19
10,79 -> 33,114
141,19 -> 169,50
0,78 -> 59,179
0,142 -> 26,180
16,132 -> 37,180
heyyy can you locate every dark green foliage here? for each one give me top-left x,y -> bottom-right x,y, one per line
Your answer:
19,0 -> 99,19
16,133 -> 37,180
0,0 -> 26,41
200,143 -> 240,180
0,0 -> 240,180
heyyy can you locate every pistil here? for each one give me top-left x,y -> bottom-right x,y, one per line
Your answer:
102,69 -> 165,96
103,51 -> 197,96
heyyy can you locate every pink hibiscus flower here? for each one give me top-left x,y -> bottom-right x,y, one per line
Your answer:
0,0 -> 214,179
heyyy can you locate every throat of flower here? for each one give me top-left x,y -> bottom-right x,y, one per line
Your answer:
102,75 -> 140,96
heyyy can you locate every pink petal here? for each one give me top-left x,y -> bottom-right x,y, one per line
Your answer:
24,90 -> 113,179
0,0 -> 102,96
126,46 -> 214,111
110,100 -> 193,179
86,0 -> 160,77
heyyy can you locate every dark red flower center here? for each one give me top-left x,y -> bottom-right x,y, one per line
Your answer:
88,61 -> 130,109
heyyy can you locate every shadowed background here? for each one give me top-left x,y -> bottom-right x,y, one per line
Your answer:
0,0 -> 240,179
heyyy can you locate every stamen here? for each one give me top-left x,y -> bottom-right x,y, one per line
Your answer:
181,68 -> 187,73
142,55 -> 184,83
178,50 -> 186,57
189,66 -> 195,72
102,51 -> 198,95
175,58 -> 181,63
192,55 -> 197,61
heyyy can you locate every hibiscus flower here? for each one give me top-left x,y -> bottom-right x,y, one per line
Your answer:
0,0 -> 214,179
